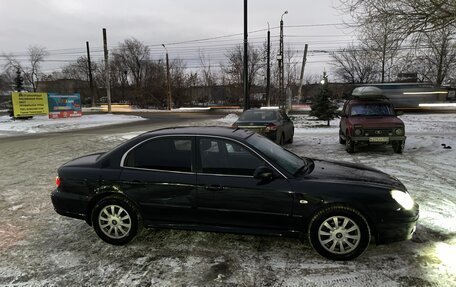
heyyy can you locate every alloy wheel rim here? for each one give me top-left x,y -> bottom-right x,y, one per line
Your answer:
317,215 -> 361,254
98,204 -> 132,239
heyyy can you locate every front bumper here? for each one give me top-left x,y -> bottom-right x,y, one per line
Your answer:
51,188 -> 89,221
373,204 -> 419,244
351,135 -> 406,144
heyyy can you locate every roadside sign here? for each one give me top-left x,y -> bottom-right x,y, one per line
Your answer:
11,92 -> 49,117
48,93 -> 82,119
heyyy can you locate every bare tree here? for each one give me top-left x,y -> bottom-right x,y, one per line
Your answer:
413,27 -> 456,85
284,46 -> 299,89
359,15 -> 404,82
62,56 -> 98,81
3,46 -> 49,91
114,38 -> 150,89
221,44 -> 263,102
142,60 -> 165,108
341,0 -> 456,35
169,58 -> 188,107
199,50 -> 217,87
199,50 -> 218,103
0,68 -> 15,92
331,44 -> 379,83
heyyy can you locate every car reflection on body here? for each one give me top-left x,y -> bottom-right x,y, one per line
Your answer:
51,126 -> 418,260
232,108 -> 294,145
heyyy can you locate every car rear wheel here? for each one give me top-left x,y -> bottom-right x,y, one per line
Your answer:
392,140 -> 404,154
92,196 -> 139,245
288,131 -> 294,144
345,136 -> 355,153
308,205 -> 371,260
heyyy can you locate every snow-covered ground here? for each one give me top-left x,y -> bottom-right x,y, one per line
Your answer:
0,112 -> 455,286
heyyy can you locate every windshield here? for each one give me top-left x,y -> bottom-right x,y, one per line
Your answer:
350,103 -> 394,116
238,110 -> 278,122
246,133 -> 309,175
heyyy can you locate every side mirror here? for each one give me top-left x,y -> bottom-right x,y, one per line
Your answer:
253,166 -> 274,180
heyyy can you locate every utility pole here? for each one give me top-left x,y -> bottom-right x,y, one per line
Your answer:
162,44 -> 172,110
266,22 -> 271,107
243,0 -> 249,111
297,44 -> 308,106
278,11 -> 288,109
102,28 -> 112,113
86,41 -> 95,107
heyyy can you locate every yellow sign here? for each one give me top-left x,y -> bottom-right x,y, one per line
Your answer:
12,92 -> 49,117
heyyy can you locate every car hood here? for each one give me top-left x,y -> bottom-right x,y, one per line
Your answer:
235,120 -> 277,126
347,116 -> 404,127
302,158 -> 406,190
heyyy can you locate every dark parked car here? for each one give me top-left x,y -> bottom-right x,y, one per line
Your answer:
232,108 -> 294,145
339,87 -> 406,154
51,127 -> 418,260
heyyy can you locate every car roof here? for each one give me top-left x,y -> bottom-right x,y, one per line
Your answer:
352,86 -> 384,97
346,98 -> 391,105
142,126 -> 255,140
242,108 -> 279,113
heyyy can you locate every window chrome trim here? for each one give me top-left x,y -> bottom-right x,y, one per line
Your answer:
120,135 -> 194,173
197,172 -> 253,178
121,166 -> 195,175
120,134 -> 288,179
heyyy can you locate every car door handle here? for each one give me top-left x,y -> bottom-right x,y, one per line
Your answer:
205,185 -> 223,191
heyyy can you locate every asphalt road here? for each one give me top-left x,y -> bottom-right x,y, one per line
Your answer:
0,111 -> 225,142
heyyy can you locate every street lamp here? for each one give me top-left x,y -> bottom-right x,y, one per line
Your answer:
278,10 -> 288,109
162,44 -> 172,110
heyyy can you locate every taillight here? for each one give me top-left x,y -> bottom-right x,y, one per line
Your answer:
56,176 -> 61,187
265,123 -> 278,132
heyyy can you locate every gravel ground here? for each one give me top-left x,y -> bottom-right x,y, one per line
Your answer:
0,115 -> 455,287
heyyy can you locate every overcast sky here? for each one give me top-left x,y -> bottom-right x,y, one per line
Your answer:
0,0 -> 355,77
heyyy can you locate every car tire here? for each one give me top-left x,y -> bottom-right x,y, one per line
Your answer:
278,133 -> 285,145
288,131 -> 294,144
339,130 -> 346,144
308,205 -> 371,260
345,136 -> 355,153
92,196 -> 140,245
392,140 -> 404,154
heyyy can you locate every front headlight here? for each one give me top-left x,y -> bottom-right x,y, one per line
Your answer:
395,128 -> 404,136
354,124 -> 363,136
391,189 -> 414,210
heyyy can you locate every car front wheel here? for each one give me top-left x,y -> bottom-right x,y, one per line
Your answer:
339,130 -> 346,144
345,136 -> 355,153
308,205 -> 371,260
92,196 -> 140,245
277,133 -> 285,145
392,140 -> 404,154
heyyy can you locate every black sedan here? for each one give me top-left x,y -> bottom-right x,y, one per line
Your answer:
51,126 -> 418,260
232,108 -> 294,145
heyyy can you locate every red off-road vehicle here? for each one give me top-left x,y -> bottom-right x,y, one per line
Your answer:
339,87 -> 406,154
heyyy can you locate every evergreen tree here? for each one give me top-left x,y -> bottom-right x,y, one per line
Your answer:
309,72 -> 339,126
14,67 -> 24,92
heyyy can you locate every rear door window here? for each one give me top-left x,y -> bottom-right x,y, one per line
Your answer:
124,137 -> 193,172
